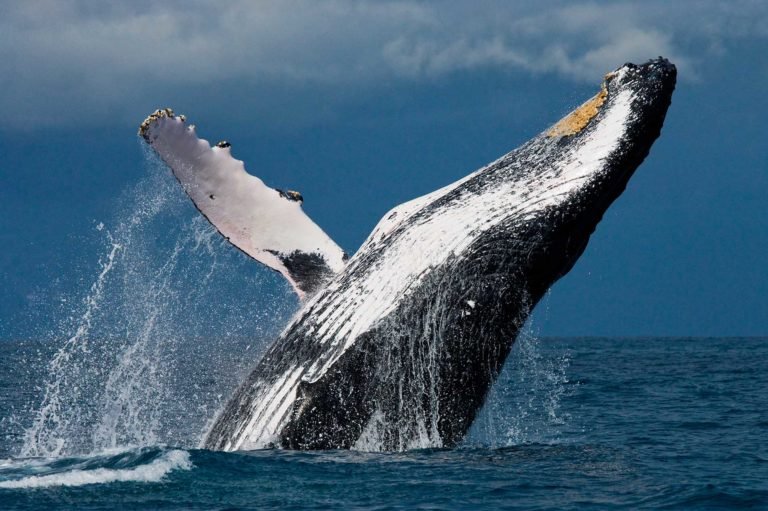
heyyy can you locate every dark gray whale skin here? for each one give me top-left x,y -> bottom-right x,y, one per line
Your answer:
204,58 -> 676,451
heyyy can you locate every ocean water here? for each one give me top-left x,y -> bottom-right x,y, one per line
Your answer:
1,337 -> 766,510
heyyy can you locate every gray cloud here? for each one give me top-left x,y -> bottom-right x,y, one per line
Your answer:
0,0 -> 765,129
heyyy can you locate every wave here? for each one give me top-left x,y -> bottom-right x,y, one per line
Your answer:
0,448 -> 192,490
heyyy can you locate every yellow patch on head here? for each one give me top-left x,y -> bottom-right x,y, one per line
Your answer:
547,83 -> 608,138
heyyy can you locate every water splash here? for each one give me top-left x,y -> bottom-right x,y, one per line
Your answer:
467,325 -> 573,447
19,150 -> 294,457
20,239 -> 122,457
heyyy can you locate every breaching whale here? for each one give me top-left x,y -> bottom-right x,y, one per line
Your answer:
139,58 -> 676,451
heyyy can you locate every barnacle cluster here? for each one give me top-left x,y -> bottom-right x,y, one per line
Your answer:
277,189 -> 304,203
138,107 -> 182,140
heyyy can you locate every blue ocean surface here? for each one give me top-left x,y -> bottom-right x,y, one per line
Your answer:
1,337 -> 766,510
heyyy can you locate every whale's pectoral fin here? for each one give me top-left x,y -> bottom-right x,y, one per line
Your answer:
139,109 -> 347,298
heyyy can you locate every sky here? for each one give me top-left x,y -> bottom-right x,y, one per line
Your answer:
1,0 -> 766,339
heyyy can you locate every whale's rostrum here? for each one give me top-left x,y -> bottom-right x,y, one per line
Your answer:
139,58 -> 676,451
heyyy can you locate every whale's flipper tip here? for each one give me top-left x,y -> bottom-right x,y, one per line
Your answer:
139,107 -> 177,140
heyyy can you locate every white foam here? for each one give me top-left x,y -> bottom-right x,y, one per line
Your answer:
0,450 -> 192,489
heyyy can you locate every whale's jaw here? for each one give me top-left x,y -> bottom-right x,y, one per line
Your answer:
200,58 -> 676,452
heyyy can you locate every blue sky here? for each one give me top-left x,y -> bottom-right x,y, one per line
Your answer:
1,1 -> 766,338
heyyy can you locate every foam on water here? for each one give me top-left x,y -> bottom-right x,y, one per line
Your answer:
0,449 -> 192,489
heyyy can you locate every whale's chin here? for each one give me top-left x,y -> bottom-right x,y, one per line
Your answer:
140,58 -> 676,452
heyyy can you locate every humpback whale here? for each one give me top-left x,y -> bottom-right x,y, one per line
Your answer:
139,58 -> 676,451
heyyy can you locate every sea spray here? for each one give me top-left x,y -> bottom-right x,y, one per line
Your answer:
0,448 -> 192,489
19,151 -> 294,457
467,325 -> 573,447
20,238 -> 123,457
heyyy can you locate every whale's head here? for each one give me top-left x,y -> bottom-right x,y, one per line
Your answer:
510,57 -> 677,298
549,58 -> 677,140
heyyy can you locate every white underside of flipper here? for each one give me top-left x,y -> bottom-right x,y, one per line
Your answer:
139,109 -> 346,298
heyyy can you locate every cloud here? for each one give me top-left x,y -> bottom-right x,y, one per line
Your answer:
0,0 -> 766,129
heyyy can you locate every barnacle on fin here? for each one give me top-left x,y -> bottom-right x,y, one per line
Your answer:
277,189 -> 304,203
